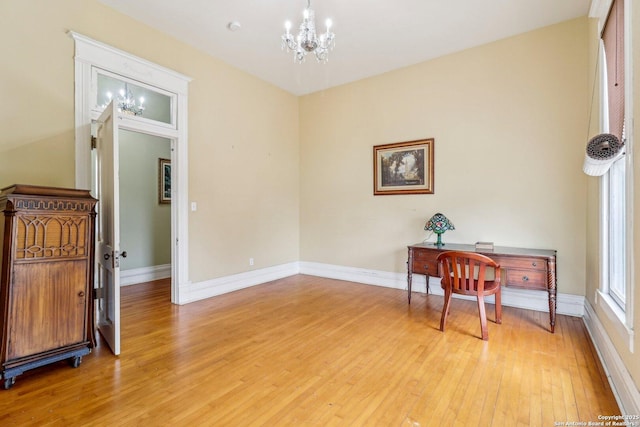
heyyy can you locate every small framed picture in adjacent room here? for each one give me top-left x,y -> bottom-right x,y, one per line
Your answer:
158,158 -> 171,204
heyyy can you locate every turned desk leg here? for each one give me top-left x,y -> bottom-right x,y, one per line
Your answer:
547,259 -> 557,333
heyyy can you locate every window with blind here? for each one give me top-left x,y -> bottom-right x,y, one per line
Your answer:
601,0 -> 628,312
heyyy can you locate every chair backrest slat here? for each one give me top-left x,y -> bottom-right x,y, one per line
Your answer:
437,251 -> 500,295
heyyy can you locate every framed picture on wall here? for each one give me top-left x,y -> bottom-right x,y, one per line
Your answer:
373,138 -> 434,195
159,158 -> 171,204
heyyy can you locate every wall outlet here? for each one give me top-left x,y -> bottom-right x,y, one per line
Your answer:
249,258 -> 254,266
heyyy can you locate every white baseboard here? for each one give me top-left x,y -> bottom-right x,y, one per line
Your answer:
181,262 -> 300,304
299,261 -> 585,317
180,261 -> 583,316
300,261 -> 405,290
583,301 -> 640,415
121,264 -> 171,286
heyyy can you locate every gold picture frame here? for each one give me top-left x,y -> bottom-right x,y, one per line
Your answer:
373,138 -> 434,195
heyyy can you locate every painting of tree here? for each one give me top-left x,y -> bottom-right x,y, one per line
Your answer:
373,139 -> 434,195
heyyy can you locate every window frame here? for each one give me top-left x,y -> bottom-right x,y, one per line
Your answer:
592,0 -> 634,351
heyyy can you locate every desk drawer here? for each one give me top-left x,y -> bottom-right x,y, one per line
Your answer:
411,250 -> 439,276
505,269 -> 547,290
494,256 -> 546,271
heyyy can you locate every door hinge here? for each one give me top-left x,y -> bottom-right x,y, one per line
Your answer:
91,136 -> 97,150
94,287 -> 103,300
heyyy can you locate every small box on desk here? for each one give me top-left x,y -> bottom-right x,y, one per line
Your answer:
475,241 -> 494,251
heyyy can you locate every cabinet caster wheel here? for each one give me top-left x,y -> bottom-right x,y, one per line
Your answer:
3,377 -> 15,390
69,356 -> 82,368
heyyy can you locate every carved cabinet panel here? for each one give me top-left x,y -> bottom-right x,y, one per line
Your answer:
0,184 -> 97,389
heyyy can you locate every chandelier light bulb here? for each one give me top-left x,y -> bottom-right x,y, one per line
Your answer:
139,96 -> 145,105
284,20 -> 291,33
325,18 -> 332,30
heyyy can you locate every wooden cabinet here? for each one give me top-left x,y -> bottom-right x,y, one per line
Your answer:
0,185 -> 97,389
407,242 -> 557,332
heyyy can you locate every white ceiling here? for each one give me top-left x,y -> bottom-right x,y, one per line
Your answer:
98,0 -> 592,96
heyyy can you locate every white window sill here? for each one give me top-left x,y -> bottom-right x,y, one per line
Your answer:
596,290 -> 634,352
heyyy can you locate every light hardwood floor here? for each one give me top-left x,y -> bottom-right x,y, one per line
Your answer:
0,274 -> 620,426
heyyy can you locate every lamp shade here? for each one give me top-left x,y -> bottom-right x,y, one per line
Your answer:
425,213 -> 455,246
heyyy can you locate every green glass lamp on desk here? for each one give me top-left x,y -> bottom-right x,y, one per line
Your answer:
424,212 -> 455,246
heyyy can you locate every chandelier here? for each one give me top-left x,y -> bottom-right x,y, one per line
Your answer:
281,0 -> 335,63
105,84 -> 145,116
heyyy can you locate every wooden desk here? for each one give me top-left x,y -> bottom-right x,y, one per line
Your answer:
407,242 -> 557,333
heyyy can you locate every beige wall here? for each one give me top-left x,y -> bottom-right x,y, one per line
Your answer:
585,2 -> 640,399
0,0 -> 300,281
0,136 -> 75,188
300,18 -> 589,296
0,2 -> 590,294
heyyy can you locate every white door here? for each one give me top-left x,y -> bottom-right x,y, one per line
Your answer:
95,101 -> 121,355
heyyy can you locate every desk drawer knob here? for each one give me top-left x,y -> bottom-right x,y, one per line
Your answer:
531,262 -> 537,267
522,276 -> 529,282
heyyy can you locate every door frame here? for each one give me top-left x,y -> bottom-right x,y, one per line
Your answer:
70,31 -> 191,305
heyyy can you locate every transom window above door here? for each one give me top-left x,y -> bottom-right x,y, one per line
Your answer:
93,70 -> 176,128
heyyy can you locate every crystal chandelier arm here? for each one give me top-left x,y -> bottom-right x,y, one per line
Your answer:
296,48 -> 306,63
314,47 -> 327,62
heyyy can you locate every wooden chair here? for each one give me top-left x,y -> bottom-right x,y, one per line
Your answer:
437,251 -> 502,340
